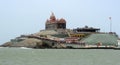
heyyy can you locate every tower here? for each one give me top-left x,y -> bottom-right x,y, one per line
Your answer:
50,12 -> 56,21
45,12 -> 57,30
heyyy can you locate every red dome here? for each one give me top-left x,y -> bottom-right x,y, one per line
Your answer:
58,18 -> 66,23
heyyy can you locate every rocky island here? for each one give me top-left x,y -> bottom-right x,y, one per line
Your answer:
1,13 -> 120,49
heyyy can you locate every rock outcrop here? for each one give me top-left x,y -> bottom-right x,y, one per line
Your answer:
2,38 -> 43,48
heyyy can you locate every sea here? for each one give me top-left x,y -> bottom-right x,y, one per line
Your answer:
0,47 -> 120,65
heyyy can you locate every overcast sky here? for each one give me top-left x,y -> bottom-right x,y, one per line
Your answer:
0,0 -> 120,44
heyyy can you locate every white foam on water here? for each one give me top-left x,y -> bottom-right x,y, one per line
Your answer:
0,47 -> 3,48
20,47 -> 32,49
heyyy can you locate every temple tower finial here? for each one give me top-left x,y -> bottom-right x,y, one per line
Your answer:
50,12 -> 56,20
51,12 -> 54,16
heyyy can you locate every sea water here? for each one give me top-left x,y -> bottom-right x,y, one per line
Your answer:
0,47 -> 120,65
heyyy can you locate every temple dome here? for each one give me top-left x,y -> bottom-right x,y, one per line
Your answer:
58,18 -> 66,23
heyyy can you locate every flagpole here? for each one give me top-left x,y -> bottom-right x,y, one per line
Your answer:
109,17 -> 112,32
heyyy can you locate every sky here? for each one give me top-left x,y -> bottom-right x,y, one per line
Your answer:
0,0 -> 120,44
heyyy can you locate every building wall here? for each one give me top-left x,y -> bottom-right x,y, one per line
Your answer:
46,23 -> 57,30
57,23 -> 66,29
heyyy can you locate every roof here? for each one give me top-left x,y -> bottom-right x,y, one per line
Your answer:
74,26 -> 100,30
58,18 -> 66,23
81,34 -> 119,46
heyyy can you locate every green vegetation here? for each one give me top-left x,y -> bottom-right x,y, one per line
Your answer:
81,34 -> 119,46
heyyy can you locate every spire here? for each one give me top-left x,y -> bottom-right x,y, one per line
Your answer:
51,12 -> 54,16
50,12 -> 56,20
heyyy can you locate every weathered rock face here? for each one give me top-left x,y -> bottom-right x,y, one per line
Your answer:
1,42 -> 13,47
13,38 -> 42,48
2,38 -> 43,48
1,29 -> 67,48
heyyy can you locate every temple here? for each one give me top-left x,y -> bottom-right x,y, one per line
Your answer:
45,12 -> 66,30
